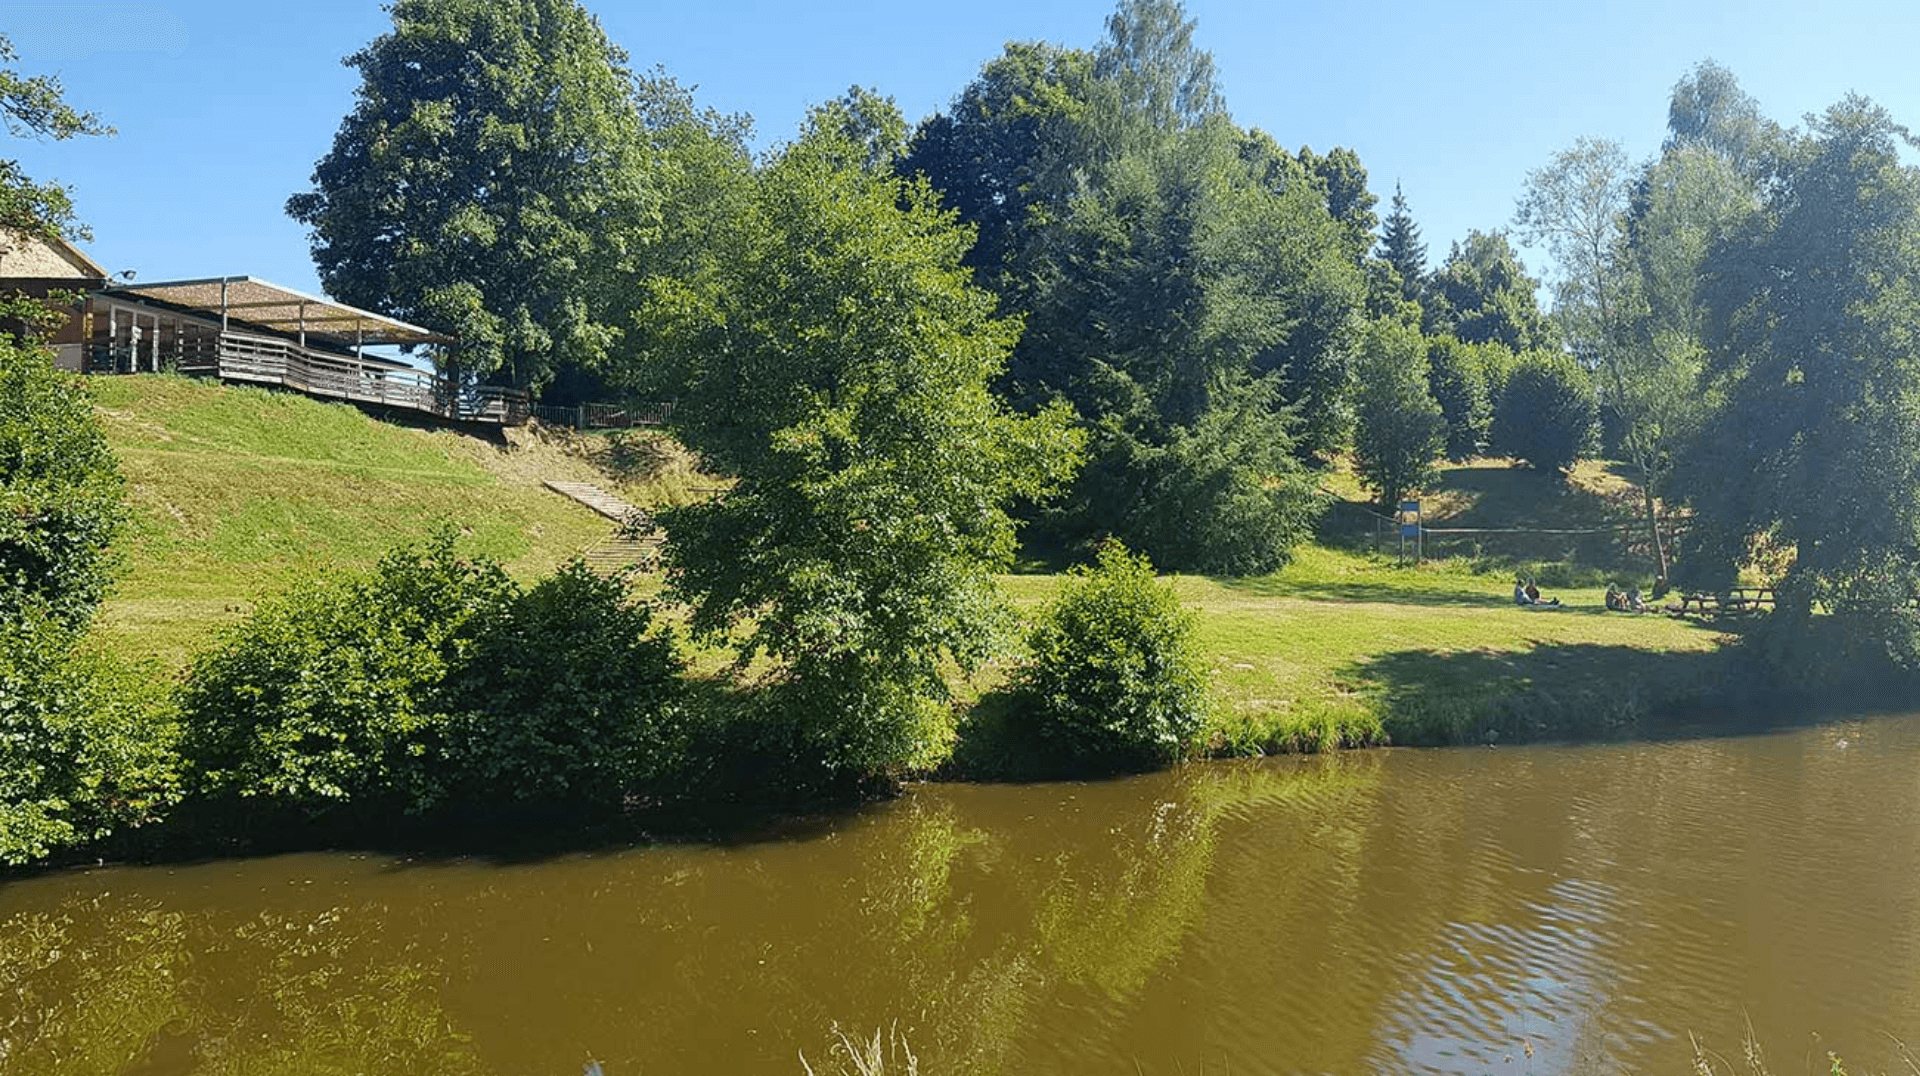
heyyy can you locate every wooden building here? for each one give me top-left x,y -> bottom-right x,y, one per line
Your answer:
0,230 -> 107,372
2,233 -> 528,426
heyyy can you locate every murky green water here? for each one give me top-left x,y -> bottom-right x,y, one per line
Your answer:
3,719 -> 1917,1074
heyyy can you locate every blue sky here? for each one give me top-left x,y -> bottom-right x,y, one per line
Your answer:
4,0 -> 1916,301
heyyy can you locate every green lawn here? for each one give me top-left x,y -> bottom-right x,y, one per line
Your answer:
91,374 -> 1734,753
997,543 -> 1734,754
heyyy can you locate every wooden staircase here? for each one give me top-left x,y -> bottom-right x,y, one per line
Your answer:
543,480 -> 661,577
578,531 -> 660,577
543,480 -> 646,524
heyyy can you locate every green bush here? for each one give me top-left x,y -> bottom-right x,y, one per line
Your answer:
1010,542 -> 1211,768
0,339 -> 127,629
1490,351 -> 1598,475
1061,379 -> 1323,576
180,529 -> 686,816
0,610 -> 180,864
180,529 -> 509,812
0,342 -> 168,864
438,561 -> 686,807
707,655 -> 960,801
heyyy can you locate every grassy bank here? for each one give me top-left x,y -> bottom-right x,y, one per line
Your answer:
94,375 -> 1738,760
983,547 -> 1736,762
90,375 -> 699,668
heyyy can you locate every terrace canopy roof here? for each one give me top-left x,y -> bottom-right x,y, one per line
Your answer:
99,276 -> 451,347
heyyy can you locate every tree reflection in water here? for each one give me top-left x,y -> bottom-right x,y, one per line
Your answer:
5,726 -> 1920,1075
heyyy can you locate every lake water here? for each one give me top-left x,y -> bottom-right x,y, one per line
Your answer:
3,718 -> 1917,1074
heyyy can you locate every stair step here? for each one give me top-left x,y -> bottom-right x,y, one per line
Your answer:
543,480 -> 649,524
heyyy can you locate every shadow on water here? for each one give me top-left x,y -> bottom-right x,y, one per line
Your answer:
48,795 -> 882,878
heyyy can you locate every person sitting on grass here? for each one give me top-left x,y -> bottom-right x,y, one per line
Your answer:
1524,579 -> 1560,607
1605,583 -> 1626,611
1628,587 -> 1648,614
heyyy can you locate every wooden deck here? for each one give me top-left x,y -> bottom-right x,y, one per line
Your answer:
91,328 -> 528,426
186,332 -> 529,425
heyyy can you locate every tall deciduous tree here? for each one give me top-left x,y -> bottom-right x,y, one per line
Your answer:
807,85 -> 910,173
1612,144 -> 1756,581
900,41 -> 1095,288
1664,58 -> 1778,176
1680,96 -> 1920,645
1352,317 -> 1445,510
287,0 -> 652,390
1514,137 -> 1632,366
0,39 -> 175,867
635,118 -> 1082,782
1297,145 -> 1378,266
0,34 -> 120,628
1514,137 -> 1684,569
1089,0 -> 1224,155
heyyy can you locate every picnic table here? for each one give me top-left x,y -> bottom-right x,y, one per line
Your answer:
1675,587 -> 1775,615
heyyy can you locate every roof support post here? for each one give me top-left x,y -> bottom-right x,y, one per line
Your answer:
298,301 -> 306,350
219,278 -> 229,332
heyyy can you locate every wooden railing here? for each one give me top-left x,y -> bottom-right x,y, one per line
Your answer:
207,331 -> 528,425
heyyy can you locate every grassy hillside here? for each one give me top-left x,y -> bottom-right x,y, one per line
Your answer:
90,374 -> 1733,753
90,375 -> 696,668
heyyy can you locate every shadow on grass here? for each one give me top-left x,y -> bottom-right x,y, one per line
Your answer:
1346,625 -> 1918,748
1352,640 -> 1731,746
1213,574 -> 1518,607
575,427 -> 684,484
1320,461 -> 1650,575
1433,464 -> 1622,526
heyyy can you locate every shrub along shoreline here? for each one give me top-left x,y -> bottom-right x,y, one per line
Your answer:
14,528 -> 1907,874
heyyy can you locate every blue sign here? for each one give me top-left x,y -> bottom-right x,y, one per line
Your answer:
1400,523 -> 1420,539
1400,500 -> 1420,514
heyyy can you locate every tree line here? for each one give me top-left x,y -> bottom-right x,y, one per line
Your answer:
1514,62 -> 1920,668
283,0 -> 1592,577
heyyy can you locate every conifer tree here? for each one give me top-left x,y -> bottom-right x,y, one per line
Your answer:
1378,182 -> 1428,303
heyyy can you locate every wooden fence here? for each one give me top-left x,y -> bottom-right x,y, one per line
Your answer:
529,400 -> 674,429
